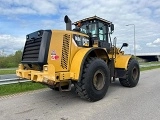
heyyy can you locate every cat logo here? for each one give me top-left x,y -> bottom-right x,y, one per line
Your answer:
73,34 -> 89,47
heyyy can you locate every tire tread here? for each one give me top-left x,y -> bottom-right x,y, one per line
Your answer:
119,58 -> 140,87
74,57 -> 109,101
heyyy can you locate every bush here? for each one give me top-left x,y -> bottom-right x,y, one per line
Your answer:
0,50 -> 22,68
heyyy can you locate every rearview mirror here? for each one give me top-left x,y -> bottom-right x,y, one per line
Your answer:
122,43 -> 128,47
120,43 -> 128,51
111,24 -> 114,32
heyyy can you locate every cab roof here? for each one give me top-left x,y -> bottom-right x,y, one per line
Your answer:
73,16 -> 112,25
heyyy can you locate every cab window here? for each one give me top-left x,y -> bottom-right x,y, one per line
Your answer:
98,22 -> 106,41
79,22 -> 98,38
89,24 -> 97,37
80,25 -> 87,34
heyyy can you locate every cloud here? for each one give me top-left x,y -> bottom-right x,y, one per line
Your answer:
0,6 -> 36,15
135,44 -> 142,50
0,34 -> 25,55
40,20 -> 56,29
153,38 -> 160,44
0,0 -> 58,15
146,43 -> 157,47
146,38 -> 160,47
0,0 -> 160,55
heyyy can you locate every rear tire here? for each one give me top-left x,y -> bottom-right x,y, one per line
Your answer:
74,57 -> 110,102
119,58 -> 140,87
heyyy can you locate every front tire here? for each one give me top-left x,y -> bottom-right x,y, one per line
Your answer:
119,58 -> 140,87
74,58 -> 110,102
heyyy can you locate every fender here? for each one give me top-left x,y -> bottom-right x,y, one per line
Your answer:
115,55 -> 132,69
70,47 -> 109,81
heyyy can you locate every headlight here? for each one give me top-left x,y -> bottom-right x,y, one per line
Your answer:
26,35 -> 29,39
38,31 -> 41,36
44,66 -> 48,71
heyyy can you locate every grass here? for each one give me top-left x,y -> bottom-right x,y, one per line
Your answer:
140,65 -> 160,71
0,69 -> 16,75
0,82 -> 46,96
139,61 -> 160,65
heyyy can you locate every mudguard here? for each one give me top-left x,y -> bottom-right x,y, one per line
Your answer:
70,48 -> 109,81
115,55 -> 132,69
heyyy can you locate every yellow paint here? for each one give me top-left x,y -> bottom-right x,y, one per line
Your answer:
114,55 -> 132,69
70,48 -> 91,80
47,30 -> 70,71
108,47 -> 132,69
59,72 -> 73,80
47,30 -> 86,72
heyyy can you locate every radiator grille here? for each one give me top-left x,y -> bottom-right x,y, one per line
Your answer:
61,34 -> 70,69
22,38 -> 41,61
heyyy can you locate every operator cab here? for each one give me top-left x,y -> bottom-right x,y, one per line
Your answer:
73,16 -> 114,49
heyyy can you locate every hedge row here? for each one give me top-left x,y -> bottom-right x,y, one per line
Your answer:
0,50 -> 22,68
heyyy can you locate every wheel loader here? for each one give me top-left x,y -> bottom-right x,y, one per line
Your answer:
16,15 -> 140,102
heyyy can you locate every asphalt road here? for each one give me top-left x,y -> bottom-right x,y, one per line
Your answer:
0,74 -> 17,79
0,68 -> 160,120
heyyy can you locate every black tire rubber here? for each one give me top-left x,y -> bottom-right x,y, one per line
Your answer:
74,57 -> 110,102
119,58 -> 140,87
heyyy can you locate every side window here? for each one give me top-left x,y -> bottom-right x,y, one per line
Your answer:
99,22 -> 106,41
80,25 -> 87,34
89,24 -> 97,37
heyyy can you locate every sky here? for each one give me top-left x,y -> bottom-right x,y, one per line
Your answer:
0,0 -> 160,55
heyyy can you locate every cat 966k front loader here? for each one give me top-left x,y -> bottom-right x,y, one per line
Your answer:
16,15 -> 140,102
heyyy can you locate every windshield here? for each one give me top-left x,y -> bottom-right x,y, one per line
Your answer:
80,23 -> 97,37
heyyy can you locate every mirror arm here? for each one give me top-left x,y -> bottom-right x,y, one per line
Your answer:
119,46 -> 123,51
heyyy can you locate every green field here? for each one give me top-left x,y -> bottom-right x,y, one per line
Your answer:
140,65 -> 160,71
139,61 -> 160,71
0,69 -> 16,75
139,61 -> 160,65
0,82 -> 46,96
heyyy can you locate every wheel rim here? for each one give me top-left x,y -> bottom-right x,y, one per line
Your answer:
93,70 -> 105,90
132,67 -> 138,80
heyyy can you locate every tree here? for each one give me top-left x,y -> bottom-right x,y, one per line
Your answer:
14,50 -> 22,64
0,50 -> 22,68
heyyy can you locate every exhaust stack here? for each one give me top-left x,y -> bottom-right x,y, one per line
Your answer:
64,15 -> 72,30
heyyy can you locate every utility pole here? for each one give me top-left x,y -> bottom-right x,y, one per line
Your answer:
126,24 -> 136,57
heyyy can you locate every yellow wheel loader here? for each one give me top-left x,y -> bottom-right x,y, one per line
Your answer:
16,15 -> 140,102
